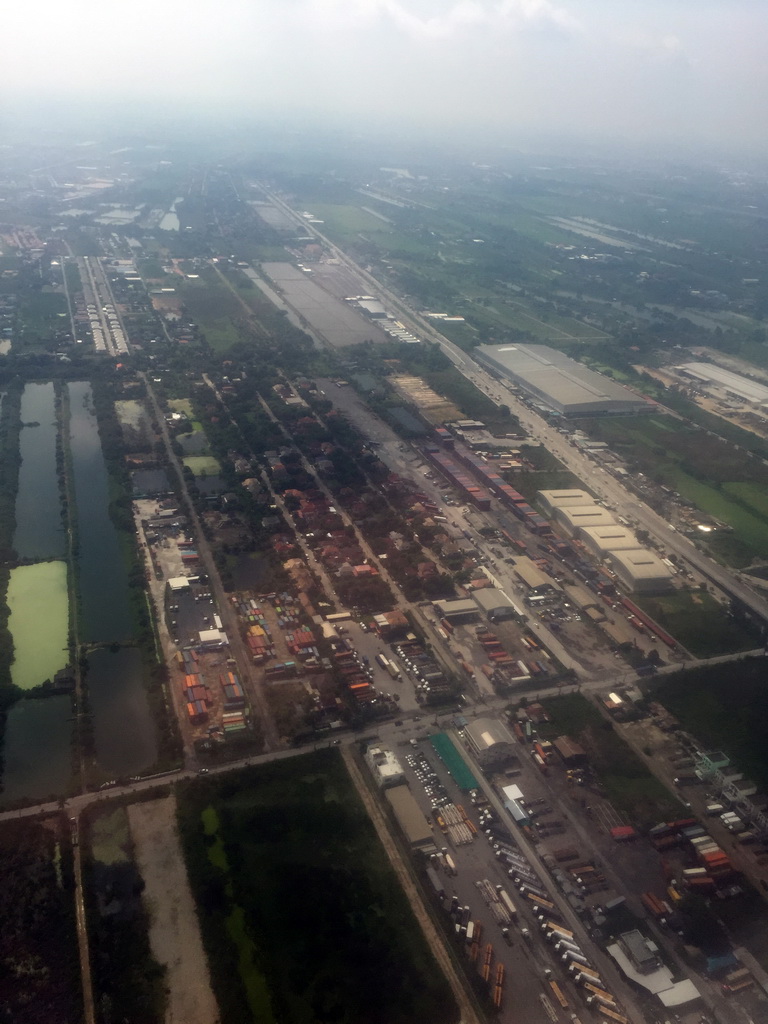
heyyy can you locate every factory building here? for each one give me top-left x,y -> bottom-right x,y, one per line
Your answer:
471,587 -> 518,622
433,598 -> 479,623
676,362 -> 768,409
553,504 -> 616,536
513,556 -> 554,592
578,524 -> 640,557
384,786 -> 436,851
464,717 -> 518,769
475,343 -> 649,417
365,746 -> 405,788
609,549 -> 675,594
537,489 -> 594,516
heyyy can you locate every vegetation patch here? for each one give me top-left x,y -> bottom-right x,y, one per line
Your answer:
183,454 -> 222,477
177,750 -> 458,1024
656,657 -> 768,790
82,803 -> 167,1024
636,590 -> 763,657
536,694 -> 681,829
0,815 -> 82,1023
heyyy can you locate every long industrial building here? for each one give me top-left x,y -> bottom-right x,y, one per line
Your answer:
609,549 -> 675,594
537,489 -> 594,516
676,362 -> 768,409
475,344 -> 649,417
578,524 -> 640,557
554,504 -> 617,536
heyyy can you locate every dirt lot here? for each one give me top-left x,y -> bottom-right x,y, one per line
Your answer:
128,796 -> 220,1024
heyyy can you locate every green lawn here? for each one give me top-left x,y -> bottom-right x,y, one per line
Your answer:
183,455 -> 221,477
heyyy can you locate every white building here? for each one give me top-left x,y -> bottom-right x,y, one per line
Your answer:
609,549 -> 675,594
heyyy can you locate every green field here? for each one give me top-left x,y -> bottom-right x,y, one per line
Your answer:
636,591 -> 763,658
183,455 -> 221,477
180,271 -> 245,352
537,694 -> 681,829
658,657 -> 768,789
177,751 -> 458,1024
18,290 -> 68,343
7,561 -> 69,689
302,203 -> 396,239
585,415 -> 768,567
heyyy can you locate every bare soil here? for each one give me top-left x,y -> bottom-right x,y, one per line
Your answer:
128,795 -> 220,1024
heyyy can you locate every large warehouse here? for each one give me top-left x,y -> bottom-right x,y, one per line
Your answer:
578,524 -> 640,557
609,549 -> 675,594
537,488 -> 594,516
475,344 -> 649,417
464,717 -> 517,769
471,588 -> 519,622
554,504 -> 616,536
676,362 -> 768,409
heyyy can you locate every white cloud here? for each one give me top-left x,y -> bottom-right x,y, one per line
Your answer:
301,0 -> 581,39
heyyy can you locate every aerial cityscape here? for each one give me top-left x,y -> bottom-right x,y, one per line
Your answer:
2,3 -> 768,1024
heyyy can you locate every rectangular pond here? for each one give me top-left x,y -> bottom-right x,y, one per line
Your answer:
7,561 -> 69,689
14,382 -> 66,560
87,647 -> 158,776
1,696 -> 74,803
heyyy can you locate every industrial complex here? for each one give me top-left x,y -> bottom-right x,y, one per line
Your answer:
475,344 -> 650,417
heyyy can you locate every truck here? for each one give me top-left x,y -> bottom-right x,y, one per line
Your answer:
444,854 -> 458,876
497,889 -> 517,920
385,659 -> 401,680
375,653 -> 391,672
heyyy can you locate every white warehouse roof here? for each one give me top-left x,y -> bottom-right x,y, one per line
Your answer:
554,505 -> 616,535
676,362 -> 768,407
537,489 -> 593,515
475,343 -> 649,416
609,549 -> 675,593
578,524 -> 639,555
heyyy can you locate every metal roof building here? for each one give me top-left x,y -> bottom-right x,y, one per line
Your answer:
676,362 -> 768,408
513,556 -> 553,591
578,524 -> 640,556
472,587 -> 518,621
553,504 -> 616,536
475,343 -> 649,417
464,717 -> 518,769
609,549 -> 675,593
433,598 -> 479,622
537,488 -> 593,516
384,786 -> 436,851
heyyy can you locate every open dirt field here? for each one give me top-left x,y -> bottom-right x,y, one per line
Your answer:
128,796 -> 220,1024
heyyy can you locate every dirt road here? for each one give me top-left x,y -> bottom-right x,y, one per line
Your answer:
128,795 -> 220,1024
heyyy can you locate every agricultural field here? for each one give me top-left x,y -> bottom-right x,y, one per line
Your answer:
178,269 -> 247,352
537,694 -> 681,829
0,815 -> 82,1023
177,751 -> 458,1024
18,289 -> 69,347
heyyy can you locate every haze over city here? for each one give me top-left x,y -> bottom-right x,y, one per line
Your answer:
5,0 -> 768,157
3,2 -> 768,1024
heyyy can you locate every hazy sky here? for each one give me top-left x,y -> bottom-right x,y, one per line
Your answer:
5,0 -> 767,154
